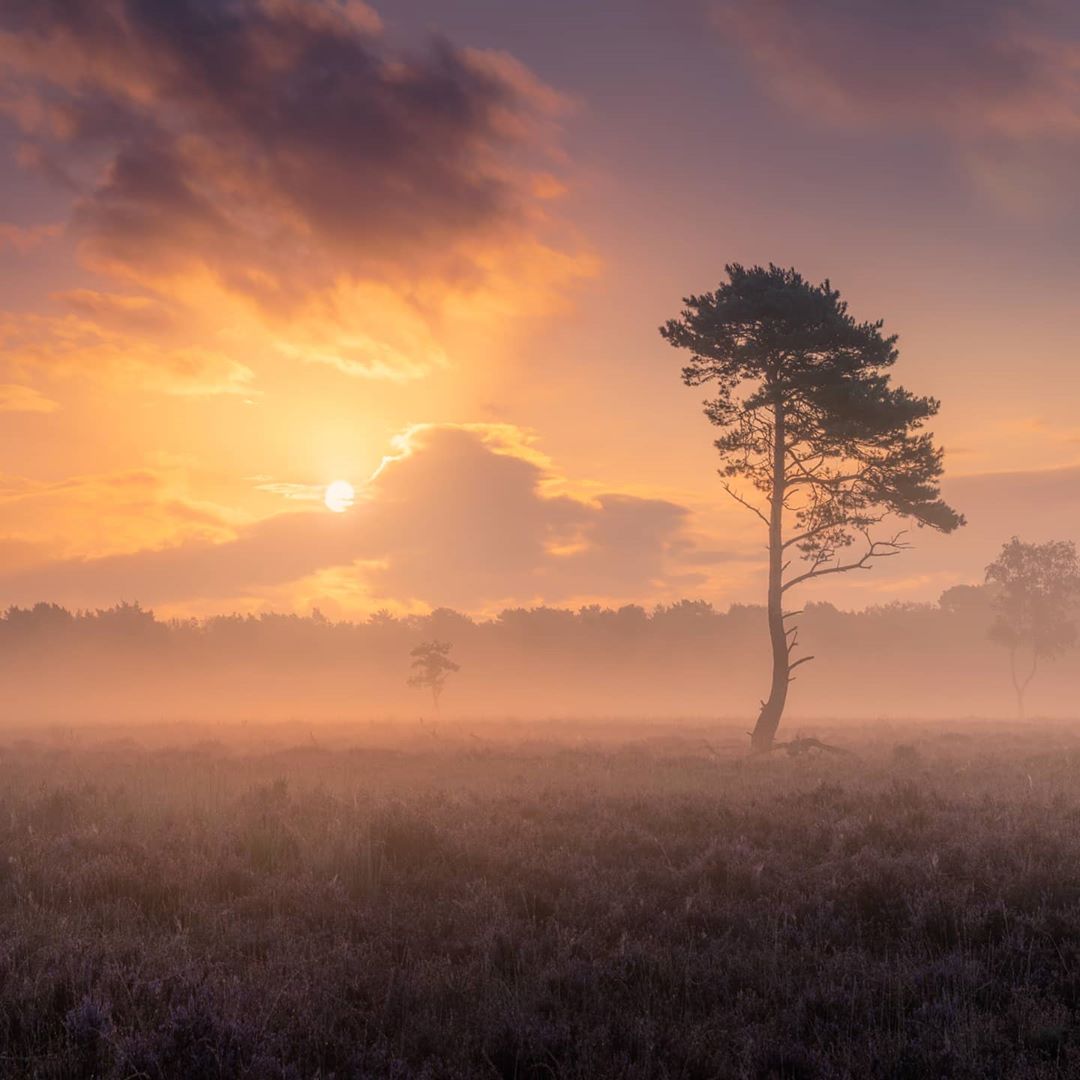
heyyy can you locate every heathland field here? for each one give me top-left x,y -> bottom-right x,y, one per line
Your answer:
2,719 -> 1080,1078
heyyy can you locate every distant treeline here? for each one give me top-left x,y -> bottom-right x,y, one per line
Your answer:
1,587 -> 1076,721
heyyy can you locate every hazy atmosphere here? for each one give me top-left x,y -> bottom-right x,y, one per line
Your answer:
2,3 -> 1080,1078
3,0 -> 1079,620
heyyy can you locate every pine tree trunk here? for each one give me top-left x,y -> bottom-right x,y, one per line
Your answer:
751,400 -> 788,752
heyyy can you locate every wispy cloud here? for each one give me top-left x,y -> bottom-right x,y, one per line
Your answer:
0,221 -> 61,252
713,0 -> 1080,140
253,480 -> 325,503
0,383 -> 58,413
711,0 -> 1080,214
0,309 -> 255,396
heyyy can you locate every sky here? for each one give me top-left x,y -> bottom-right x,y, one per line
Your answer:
1,0 -> 1079,619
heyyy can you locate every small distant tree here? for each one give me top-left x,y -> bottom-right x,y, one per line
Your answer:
985,537 -> 1080,720
407,640 -> 460,713
662,264 -> 964,751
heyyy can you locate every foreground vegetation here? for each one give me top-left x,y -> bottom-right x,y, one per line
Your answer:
2,719 -> 1080,1078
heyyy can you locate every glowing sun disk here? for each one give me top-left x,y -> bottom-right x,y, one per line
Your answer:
324,480 -> 355,513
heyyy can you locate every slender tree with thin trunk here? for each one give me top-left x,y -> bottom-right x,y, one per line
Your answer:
985,537 -> 1080,720
661,264 -> 964,751
407,640 -> 460,713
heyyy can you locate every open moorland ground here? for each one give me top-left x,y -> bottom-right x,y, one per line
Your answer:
2,717 -> 1080,1078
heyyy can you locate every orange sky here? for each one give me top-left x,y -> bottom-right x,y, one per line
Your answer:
1,0 -> 1078,618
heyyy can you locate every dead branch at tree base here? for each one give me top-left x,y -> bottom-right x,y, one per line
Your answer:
753,736 -> 858,759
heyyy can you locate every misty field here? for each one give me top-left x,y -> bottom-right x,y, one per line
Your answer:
3,720 -> 1080,1078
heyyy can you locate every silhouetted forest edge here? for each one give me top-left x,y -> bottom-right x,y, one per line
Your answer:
3,584 -> 1077,721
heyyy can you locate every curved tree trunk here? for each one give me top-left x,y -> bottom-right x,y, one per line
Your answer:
751,570 -> 789,751
751,400 -> 788,752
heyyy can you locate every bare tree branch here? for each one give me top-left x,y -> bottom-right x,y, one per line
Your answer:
719,480 -> 771,527
782,531 -> 910,592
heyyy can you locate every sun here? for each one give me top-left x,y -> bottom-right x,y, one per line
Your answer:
323,480 -> 355,513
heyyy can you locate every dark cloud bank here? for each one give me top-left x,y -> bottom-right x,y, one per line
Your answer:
1,0 -> 566,299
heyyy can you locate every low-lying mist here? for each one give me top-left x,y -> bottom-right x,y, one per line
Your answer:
3,583 -> 1076,724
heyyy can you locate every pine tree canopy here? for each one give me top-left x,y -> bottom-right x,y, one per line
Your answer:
661,264 -> 964,575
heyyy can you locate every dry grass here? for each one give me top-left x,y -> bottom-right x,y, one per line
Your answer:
0,719 -> 1079,1077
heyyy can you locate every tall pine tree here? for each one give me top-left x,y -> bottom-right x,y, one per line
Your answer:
662,265 -> 963,750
